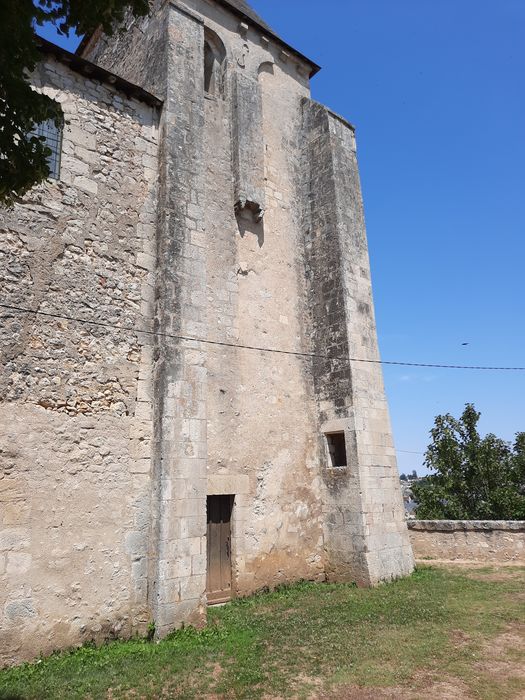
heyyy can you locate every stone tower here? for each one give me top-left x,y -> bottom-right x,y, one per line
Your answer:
0,0 -> 413,664
80,0 -> 414,634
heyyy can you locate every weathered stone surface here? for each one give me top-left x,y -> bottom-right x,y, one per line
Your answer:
301,100 -> 414,586
0,0 -> 414,667
0,56 -> 159,667
231,72 -> 265,219
145,2 -> 209,639
408,520 -> 525,563
81,0 -> 168,99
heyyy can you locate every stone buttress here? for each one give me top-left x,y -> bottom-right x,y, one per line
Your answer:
301,101 -> 414,584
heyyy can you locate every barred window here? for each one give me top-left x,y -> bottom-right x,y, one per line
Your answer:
31,119 -> 63,179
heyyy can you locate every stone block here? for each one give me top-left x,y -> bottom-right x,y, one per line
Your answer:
4,599 -> 36,621
180,574 -> 206,601
74,176 -> 98,195
191,553 -> 206,576
130,459 -> 151,474
180,517 -> 205,539
65,125 -> 96,150
0,529 -> 30,552
6,553 -> 31,576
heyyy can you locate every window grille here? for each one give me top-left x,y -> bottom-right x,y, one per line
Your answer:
30,119 -> 63,179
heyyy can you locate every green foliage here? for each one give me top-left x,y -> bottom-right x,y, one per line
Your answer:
413,403 -> 525,520
146,620 -> 155,641
0,0 -> 148,205
0,567 -> 524,699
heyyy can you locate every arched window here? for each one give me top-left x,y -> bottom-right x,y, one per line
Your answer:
204,41 -> 216,94
204,28 -> 226,97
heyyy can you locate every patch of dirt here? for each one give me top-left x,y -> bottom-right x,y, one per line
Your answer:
465,570 -> 525,583
312,625 -> 525,700
316,687 -> 403,699
474,625 -> 525,685
420,561 -> 525,573
162,662 -> 225,700
484,628 -> 525,655
314,677 -> 474,700
210,662 -> 223,681
450,629 -> 472,648
414,679 -> 475,699
259,672 -> 324,700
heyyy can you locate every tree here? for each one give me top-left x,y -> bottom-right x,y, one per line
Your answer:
0,0 -> 149,205
412,404 -> 525,520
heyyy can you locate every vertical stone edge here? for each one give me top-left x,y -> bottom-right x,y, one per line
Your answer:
327,109 -> 414,584
128,103 -> 161,625
149,3 -> 208,637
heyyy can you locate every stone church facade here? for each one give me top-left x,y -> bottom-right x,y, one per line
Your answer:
0,0 -> 413,666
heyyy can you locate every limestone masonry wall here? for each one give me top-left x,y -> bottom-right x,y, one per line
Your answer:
0,58 -> 159,666
1,0 -> 416,668
408,521 -> 525,563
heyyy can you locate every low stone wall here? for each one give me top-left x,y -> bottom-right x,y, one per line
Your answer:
408,521 -> 525,563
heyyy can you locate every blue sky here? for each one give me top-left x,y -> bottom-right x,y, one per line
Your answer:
38,1 -> 525,475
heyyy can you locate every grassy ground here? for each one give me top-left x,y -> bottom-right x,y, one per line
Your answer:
0,565 -> 524,700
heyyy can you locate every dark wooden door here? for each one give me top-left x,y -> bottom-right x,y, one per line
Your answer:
206,495 -> 234,604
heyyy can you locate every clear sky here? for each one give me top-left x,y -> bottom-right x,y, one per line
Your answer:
38,0 -> 525,475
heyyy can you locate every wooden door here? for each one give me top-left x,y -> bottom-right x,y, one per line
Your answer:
206,495 -> 234,604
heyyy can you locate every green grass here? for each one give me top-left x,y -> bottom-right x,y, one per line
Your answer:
1,566 -> 524,699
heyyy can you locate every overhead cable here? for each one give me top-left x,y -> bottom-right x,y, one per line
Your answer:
1,302 -> 524,371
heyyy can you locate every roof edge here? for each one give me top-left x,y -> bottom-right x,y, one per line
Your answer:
36,37 -> 163,108
75,28 -> 102,58
326,106 -> 356,133
214,0 -> 321,78
75,1 -> 321,78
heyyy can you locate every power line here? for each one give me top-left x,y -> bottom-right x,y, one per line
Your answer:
1,301 -> 524,371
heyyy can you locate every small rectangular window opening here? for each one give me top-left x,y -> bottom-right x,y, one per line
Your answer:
326,432 -> 347,468
30,120 -> 63,180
